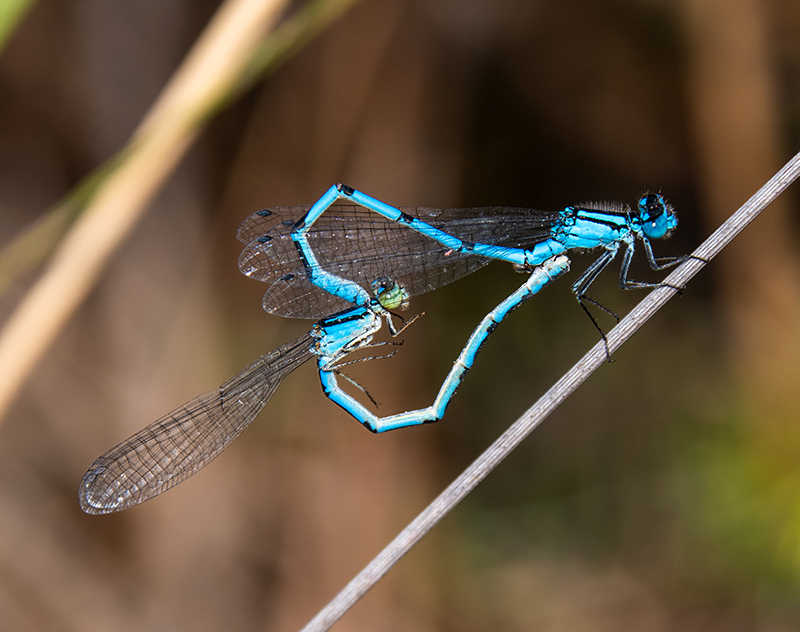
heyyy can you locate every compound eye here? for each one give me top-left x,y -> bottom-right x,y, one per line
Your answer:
641,193 -> 665,219
638,194 -> 671,239
370,277 -> 392,295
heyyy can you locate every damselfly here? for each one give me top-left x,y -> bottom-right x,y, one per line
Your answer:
238,184 -> 684,338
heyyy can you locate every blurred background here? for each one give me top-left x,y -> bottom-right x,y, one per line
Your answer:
0,0 -> 799,630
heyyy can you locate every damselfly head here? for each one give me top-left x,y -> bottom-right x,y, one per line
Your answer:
636,193 -> 677,240
370,277 -> 410,311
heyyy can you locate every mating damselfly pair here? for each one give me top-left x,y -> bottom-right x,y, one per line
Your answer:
79,184 -> 684,514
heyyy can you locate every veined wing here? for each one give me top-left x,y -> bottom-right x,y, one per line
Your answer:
237,201 -> 561,319
79,333 -> 314,514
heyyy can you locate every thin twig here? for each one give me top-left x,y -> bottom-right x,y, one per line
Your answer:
299,149 -> 800,632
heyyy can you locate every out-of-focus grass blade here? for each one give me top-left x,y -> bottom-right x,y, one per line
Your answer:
240,0 -> 361,92
0,0 -> 35,55
0,0 -> 361,299
0,0 -> 363,421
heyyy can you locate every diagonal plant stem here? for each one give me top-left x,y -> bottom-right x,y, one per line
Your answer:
0,0 -> 288,418
0,0 -> 360,299
299,149 -> 800,632
0,0 -> 362,421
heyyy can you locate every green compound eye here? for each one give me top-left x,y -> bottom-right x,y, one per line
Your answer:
370,277 -> 409,311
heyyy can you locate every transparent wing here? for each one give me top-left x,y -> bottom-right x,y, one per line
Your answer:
79,333 -> 314,514
237,201 -> 561,319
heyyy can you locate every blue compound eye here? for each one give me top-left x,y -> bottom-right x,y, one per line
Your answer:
638,193 -> 674,239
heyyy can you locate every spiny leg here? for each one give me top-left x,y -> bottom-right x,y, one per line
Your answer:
572,248 -> 619,360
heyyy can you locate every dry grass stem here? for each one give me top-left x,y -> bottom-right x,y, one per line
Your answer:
0,0 -> 292,420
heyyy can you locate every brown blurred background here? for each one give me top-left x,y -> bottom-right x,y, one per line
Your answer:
1,0 -> 800,630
